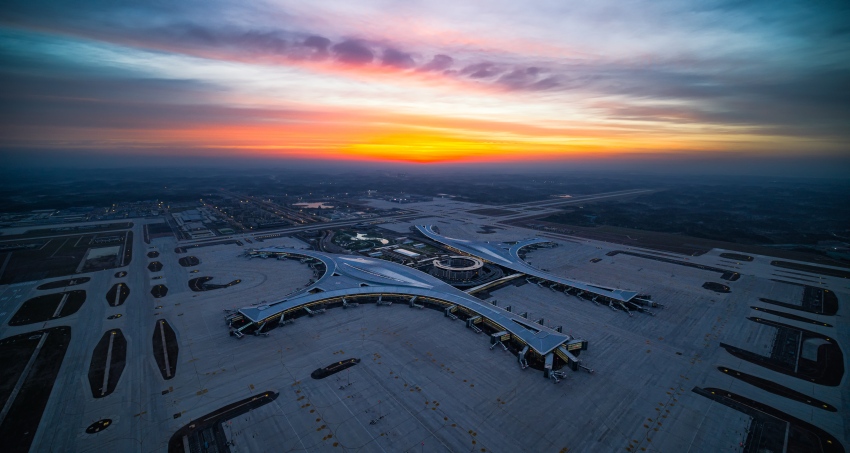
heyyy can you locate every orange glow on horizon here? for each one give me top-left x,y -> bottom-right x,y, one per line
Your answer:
3,103 -> 838,164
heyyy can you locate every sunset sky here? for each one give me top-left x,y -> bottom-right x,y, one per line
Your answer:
1,1 -> 848,170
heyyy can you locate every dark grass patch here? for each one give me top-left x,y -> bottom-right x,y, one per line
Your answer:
188,276 -> 241,292
151,285 -> 168,298
80,232 -> 132,273
0,223 -> 132,241
87,329 -> 127,398
0,244 -> 40,254
717,366 -> 836,412
760,287 -> 838,316
147,251 -> 160,258
476,225 -> 504,234
606,250 -> 740,280
36,277 -> 90,290
9,290 -> 86,326
722,326 -> 843,387
693,387 -> 844,453
702,282 -> 730,293
85,419 -> 113,434
147,261 -> 163,272
106,283 -> 130,307
178,256 -> 199,267
0,231 -> 130,284
0,332 -> 42,407
147,222 -> 175,241
0,326 -> 72,453
311,358 -> 361,379
174,240 -> 241,254
749,317 -> 843,386
777,270 -> 826,279
167,391 -> 279,453
152,319 -> 178,380
751,306 -> 832,327
721,271 -> 741,281
720,252 -> 754,261
771,260 -> 850,279
823,291 -> 838,315
528,214 -> 850,267
467,208 -> 517,216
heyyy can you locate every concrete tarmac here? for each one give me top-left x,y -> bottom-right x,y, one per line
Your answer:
0,207 -> 846,452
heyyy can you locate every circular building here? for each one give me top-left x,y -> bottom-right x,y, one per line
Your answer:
431,256 -> 485,282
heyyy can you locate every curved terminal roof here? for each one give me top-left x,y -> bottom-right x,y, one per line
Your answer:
240,247 -> 574,355
415,225 -> 639,303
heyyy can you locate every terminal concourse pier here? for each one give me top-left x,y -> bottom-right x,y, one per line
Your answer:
415,225 -> 658,315
233,247 -> 589,377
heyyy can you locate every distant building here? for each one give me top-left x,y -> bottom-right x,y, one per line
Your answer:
393,248 -> 420,258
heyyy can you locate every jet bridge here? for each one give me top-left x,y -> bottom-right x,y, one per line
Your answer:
518,345 -> 529,369
466,316 -> 483,334
490,331 -> 510,351
444,305 -> 459,320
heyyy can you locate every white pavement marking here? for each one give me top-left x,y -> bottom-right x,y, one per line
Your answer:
160,321 -> 172,378
272,399 -> 309,452
325,381 -> 388,453
52,292 -> 70,318
102,331 -> 116,396
121,232 -> 130,266
49,237 -> 70,259
0,252 -> 12,281
363,364 -> 451,452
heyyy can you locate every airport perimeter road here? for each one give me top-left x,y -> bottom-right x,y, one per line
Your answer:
491,189 -> 657,223
507,188 -> 657,209
178,213 -> 422,246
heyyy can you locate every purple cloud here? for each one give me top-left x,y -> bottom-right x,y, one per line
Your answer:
331,40 -> 373,65
418,54 -> 453,72
301,35 -> 331,59
461,62 -> 503,79
381,48 -> 415,68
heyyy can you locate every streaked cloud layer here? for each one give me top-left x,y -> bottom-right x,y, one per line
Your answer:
1,0 -> 848,166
